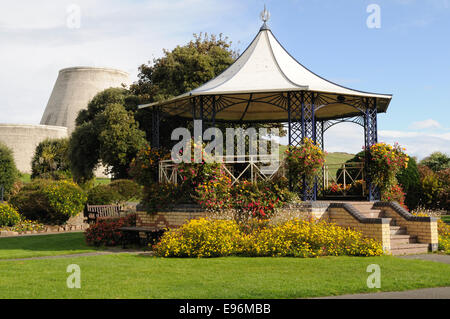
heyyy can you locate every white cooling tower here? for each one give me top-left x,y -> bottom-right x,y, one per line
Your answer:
0,124 -> 68,173
40,67 -> 130,133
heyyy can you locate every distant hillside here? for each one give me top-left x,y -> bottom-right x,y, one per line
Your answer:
277,143 -> 354,164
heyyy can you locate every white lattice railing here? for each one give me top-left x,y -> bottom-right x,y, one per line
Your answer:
159,155 -> 284,185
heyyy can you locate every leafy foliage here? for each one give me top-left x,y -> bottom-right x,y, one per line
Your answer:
84,214 -> 136,247
108,179 -> 142,201
0,202 -> 21,227
285,138 -> 326,192
10,179 -> 87,224
419,152 -> 450,173
397,156 -> 421,210
0,142 -> 18,197
31,138 -> 71,180
69,89 -> 147,182
87,184 -> 121,205
129,146 -> 170,187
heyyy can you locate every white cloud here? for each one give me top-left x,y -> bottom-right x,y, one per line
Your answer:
409,119 -> 442,130
278,123 -> 450,160
0,0 -> 249,124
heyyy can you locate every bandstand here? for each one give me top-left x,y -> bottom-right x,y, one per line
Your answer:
139,8 -> 392,202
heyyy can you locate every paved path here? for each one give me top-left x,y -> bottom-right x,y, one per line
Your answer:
317,286 -> 450,299
398,254 -> 450,264
0,249 -> 152,261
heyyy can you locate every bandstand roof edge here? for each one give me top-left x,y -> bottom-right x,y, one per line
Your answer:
139,21 -> 392,122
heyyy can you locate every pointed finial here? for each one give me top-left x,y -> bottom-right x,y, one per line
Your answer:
260,4 -> 270,23
259,5 -> 270,30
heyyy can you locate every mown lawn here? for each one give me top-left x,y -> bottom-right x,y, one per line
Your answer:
442,215 -> 450,225
1,254 -> 450,299
0,232 -> 99,259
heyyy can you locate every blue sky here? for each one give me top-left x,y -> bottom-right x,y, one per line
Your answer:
0,0 -> 449,158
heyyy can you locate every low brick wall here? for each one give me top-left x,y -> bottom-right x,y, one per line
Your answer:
328,205 -> 391,252
374,202 -> 439,251
136,204 -> 208,229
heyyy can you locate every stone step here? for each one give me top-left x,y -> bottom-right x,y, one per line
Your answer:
390,226 -> 407,235
390,243 -> 429,256
390,234 -> 417,245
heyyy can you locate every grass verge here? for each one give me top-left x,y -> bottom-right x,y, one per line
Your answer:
0,254 -> 449,299
0,232 -> 99,259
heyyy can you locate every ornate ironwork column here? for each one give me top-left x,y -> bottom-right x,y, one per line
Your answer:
364,97 -> 379,201
288,91 -> 317,201
151,107 -> 160,148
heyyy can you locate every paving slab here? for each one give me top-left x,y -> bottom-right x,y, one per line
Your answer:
317,287 -> 450,299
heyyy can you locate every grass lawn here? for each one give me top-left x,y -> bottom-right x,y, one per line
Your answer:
1,233 -> 450,298
0,232 -> 99,259
18,173 -> 31,183
442,215 -> 450,225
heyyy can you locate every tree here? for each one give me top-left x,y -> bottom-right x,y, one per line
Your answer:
397,156 -> 421,210
131,33 -> 238,103
68,122 -> 100,184
0,143 -> 18,197
420,152 -> 450,173
31,138 -> 71,180
69,88 -> 147,183
96,103 -> 147,178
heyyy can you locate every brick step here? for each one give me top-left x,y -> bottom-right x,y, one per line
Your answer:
357,209 -> 383,218
390,226 -> 407,235
390,234 -> 417,245
390,243 -> 429,256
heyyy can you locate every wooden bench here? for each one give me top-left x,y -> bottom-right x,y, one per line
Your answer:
118,226 -> 165,247
85,204 -> 125,224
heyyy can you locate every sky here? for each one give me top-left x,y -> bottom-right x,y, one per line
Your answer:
0,0 -> 449,159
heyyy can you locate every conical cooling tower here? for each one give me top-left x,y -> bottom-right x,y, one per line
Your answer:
40,67 -> 130,133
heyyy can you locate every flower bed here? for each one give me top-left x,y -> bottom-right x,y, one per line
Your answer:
154,218 -> 384,258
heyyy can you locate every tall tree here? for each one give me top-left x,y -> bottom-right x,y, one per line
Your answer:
69,89 -> 146,183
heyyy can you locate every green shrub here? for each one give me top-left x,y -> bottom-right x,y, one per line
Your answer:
0,143 -> 18,197
109,179 -> 142,201
397,156 -> 421,210
10,179 -> 87,224
0,202 -> 21,227
87,184 -> 121,205
31,138 -> 71,180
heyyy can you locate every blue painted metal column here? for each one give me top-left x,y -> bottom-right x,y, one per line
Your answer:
364,97 -> 380,201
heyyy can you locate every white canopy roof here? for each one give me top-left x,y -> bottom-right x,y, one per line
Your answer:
140,24 -> 392,122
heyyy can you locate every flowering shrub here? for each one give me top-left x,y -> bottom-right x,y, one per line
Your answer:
154,218 -> 384,258
84,214 -> 136,246
193,172 -> 232,211
368,143 -> 408,199
10,179 -> 87,224
154,218 -> 241,257
285,138 -> 326,191
241,220 -> 384,257
382,184 -> 406,208
0,202 -> 21,227
129,145 -> 170,187
44,180 -> 87,218
231,181 -> 284,220
438,219 -> 450,254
